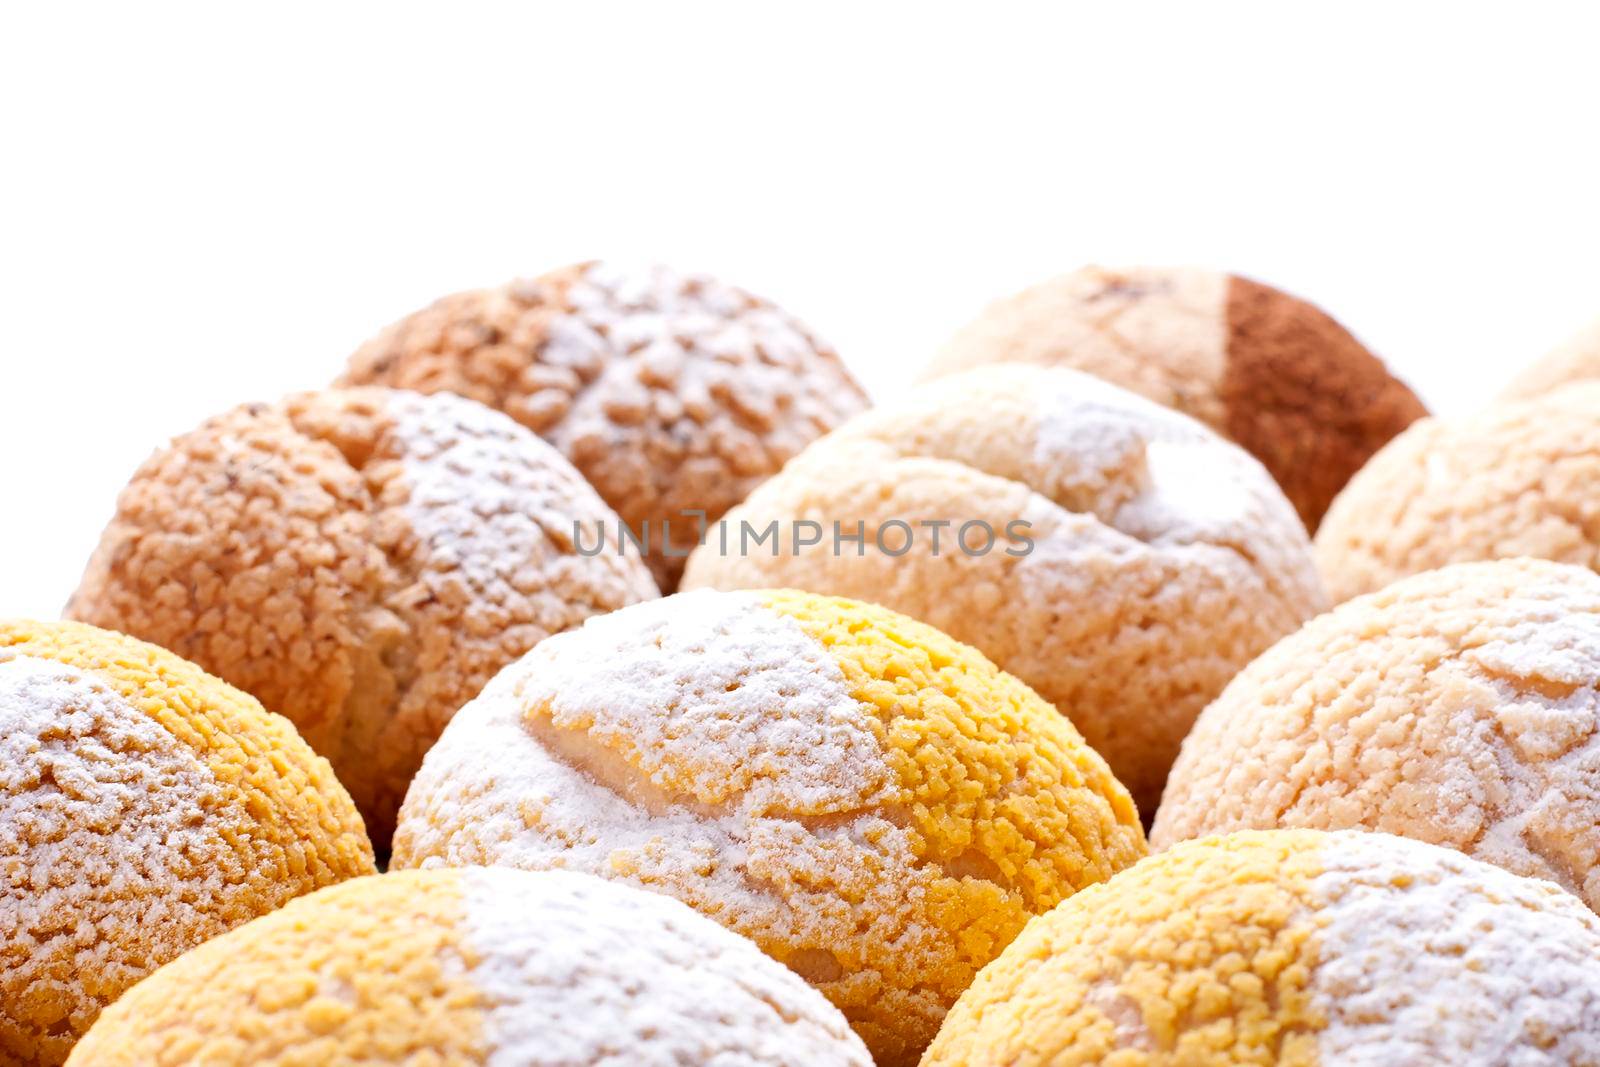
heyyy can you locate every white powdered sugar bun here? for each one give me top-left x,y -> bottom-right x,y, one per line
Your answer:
459,868 -> 870,1066
387,389 -> 655,602
394,592 -> 931,950
499,589 -> 891,813
0,657 -> 235,1037
1000,365 -> 1326,801
1311,831 -> 1600,1065
341,261 -> 870,591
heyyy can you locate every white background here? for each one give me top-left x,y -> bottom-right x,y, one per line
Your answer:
2,3 -> 1597,619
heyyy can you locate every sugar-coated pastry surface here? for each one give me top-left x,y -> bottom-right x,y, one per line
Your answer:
68,387 -> 656,844
393,589 -> 1145,1066
1155,559 -> 1600,909
928,266 -> 1426,528
68,867 -> 870,1066
0,619 -> 373,1067
683,365 -> 1326,811
924,829 -> 1600,1066
341,261 -> 869,587
1316,383 -> 1600,603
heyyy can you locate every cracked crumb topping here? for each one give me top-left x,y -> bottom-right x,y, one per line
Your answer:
1316,382 -> 1600,603
393,588 -> 1144,1067
67,387 -> 655,844
68,868 -> 870,1067
0,619 -> 373,1067
925,829 -> 1600,1066
927,266 -> 1425,529
1155,558 -> 1600,909
340,261 -> 870,588
683,364 -> 1325,812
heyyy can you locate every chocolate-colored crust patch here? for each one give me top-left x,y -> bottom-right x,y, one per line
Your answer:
1222,276 -> 1426,530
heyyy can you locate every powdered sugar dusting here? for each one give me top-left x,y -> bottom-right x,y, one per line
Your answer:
1026,370 -> 1171,516
1422,564 -> 1600,906
507,589 -> 891,813
387,389 -> 657,600
1439,675 -> 1600,906
1127,439 -> 1261,537
394,591 -> 960,1040
1027,366 -> 1300,552
546,262 -> 839,413
1020,367 -> 1326,673
0,654 -> 238,1042
1467,605 -> 1600,690
461,867 -> 870,1066
538,261 -> 864,585
1313,831 -> 1600,1065
395,590 -> 910,878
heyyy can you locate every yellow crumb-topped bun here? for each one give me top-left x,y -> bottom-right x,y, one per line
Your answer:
67,386 -> 657,845
925,829 -> 1600,1066
68,868 -> 870,1066
1155,559 -> 1600,909
392,588 -> 1146,1065
0,619 -> 374,1067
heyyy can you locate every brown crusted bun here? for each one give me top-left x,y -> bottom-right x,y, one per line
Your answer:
1503,314 -> 1600,399
926,266 -> 1427,530
339,262 -> 870,588
67,387 -> 657,845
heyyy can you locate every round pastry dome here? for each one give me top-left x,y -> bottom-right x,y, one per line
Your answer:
1154,559 -> 1600,908
926,265 -> 1427,529
0,619 -> 373,1067
67,867 -> 870,1066
392,588 -> 1146,1066
924,828 -> 1600,1066
681,364 -> 1326,813
1503,314 -> 1600,399
339,261 -> 870,588
1316,383 -> 1600,604
67,387 -> 656,845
